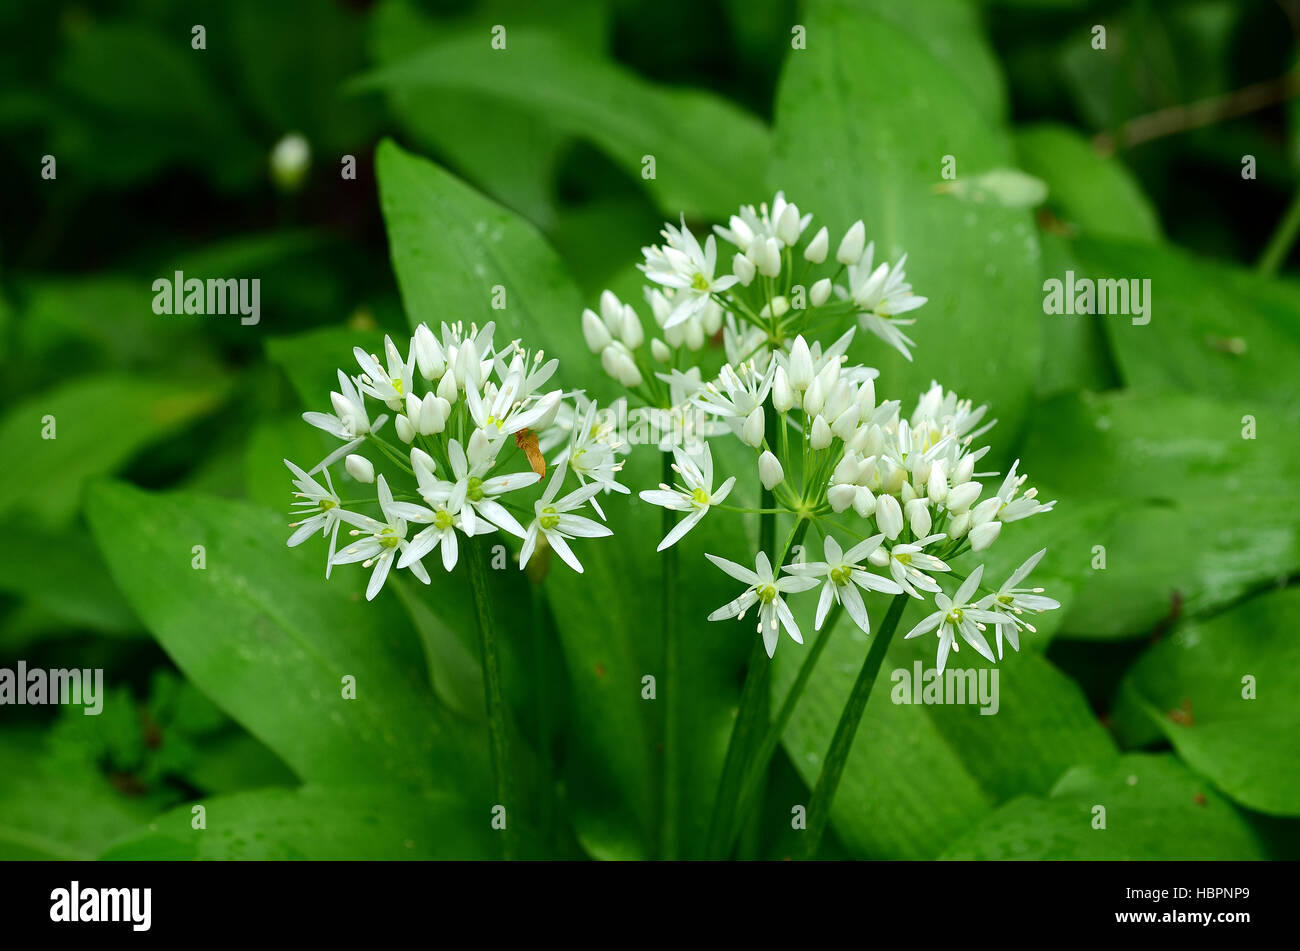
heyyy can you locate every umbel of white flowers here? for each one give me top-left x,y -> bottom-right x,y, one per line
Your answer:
579,191 -> 929,414
284,321 -> 624,599
636,348 -> 1058,669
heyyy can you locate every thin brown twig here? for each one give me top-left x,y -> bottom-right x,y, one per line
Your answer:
1093,72 -> 1300,155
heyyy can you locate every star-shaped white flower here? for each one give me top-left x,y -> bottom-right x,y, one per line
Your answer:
639,443 -> 736,551
705,551 -> 819,657
903,565 -> 1003,673
975,548 -> 1061,658
867,533 -> 951,598
331,476 -> 431,599
284,459 -> 343,577
784,534 -> 904,633
640,216 -> 738,329
519,464 -> 612,574
354,335 -> 415,410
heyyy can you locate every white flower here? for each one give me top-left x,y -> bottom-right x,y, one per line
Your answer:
354,335 -> 415,409
639,443 -> 736,551
714,191 -> 812,253
842,243 -> 927,360
640,216 -> 739,329
868,533 -> 951,598
976,549 -> 1061,658
519,464 -> 612,574
303,369 -> 373,441
466,348 -> 562,439
418,436 -> 540,539
331,476 -> 431,599
904,565 -> 1002,674
705,551 -> 819,657
285,459 -> 343,577
785,535 -> 903,633
551,401 -> 628,518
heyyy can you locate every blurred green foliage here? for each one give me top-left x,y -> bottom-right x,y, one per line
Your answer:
1,0 -> 1298,860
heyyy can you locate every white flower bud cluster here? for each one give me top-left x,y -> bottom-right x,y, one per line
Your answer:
285,321 -> 619,601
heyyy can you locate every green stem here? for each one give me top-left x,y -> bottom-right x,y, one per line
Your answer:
724,602 -> 845,853
799,593 -> 910,860
660,450 -> 680,860
531,585 -> 555,852
1258,187 -> 1300,276
704,514 -> 811,859
467,536 -> 517,860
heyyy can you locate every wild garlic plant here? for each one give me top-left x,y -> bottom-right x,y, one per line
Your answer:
578,192 -> 1061,860
283,320 -> 618,859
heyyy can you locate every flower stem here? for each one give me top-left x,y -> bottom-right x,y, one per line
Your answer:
723,602 -> 844,854
660,450 -> 680,860
798,592 -> 909,859
703,512 -> 811,859
466,536 -> 517,860
1258,187 -> 1300,276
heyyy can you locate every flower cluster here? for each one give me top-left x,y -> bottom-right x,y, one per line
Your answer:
575,193 -> 1061,671
285,321 -> 621,599
645,350 -> 1057,668
580,191 -> 928,415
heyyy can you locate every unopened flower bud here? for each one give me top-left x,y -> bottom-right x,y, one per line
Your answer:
810,277 -> 832,307
759,450 -> 784,490
837,220 -> 866,265
810,414 -> 832,449
582,308 -> 612,353
345,453 -> 374,484
804,226 -> 829,264
876,493 -> 903,539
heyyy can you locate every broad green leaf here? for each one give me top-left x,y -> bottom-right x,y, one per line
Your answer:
358,31 -> 769,220
0,730 -> 163,860
0,374 -> 228,529
54,24 -> 260,189
1113,587 -> 1300,816
377,140 -> 761,859
835,0 -> 1007,122
182,731 -> 297,797
224,0 -> 377,154
0,519 -> 139,636
1068,236 -> 1300,408
1015,124 -> 1161,241
775,593 -> 1116,858
1021,390 -> 1300,637
770,0 -> 1041,443
100,785 -> 497,860
367,0 -> 609,227
941,754 -> 1267,859
84,480 -> 488,795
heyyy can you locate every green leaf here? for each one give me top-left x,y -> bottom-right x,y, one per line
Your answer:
0,519 -> 139,636
941,754 -> 1268,859
1021,390 -> 1300,638
101,785 -> 497,860
376,140 -> 761,859
834,0 -> 1007,122
1113,587 -> 1300,816
775,597 -> 1116,858
0,730 -> 163,860
770,0 -> 1041,442
358,31 -> 770,220
0,374 -> 228,529
1015,124 -> 1161,241
1069,236 -> 1300,408
84,480 -> 487,794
